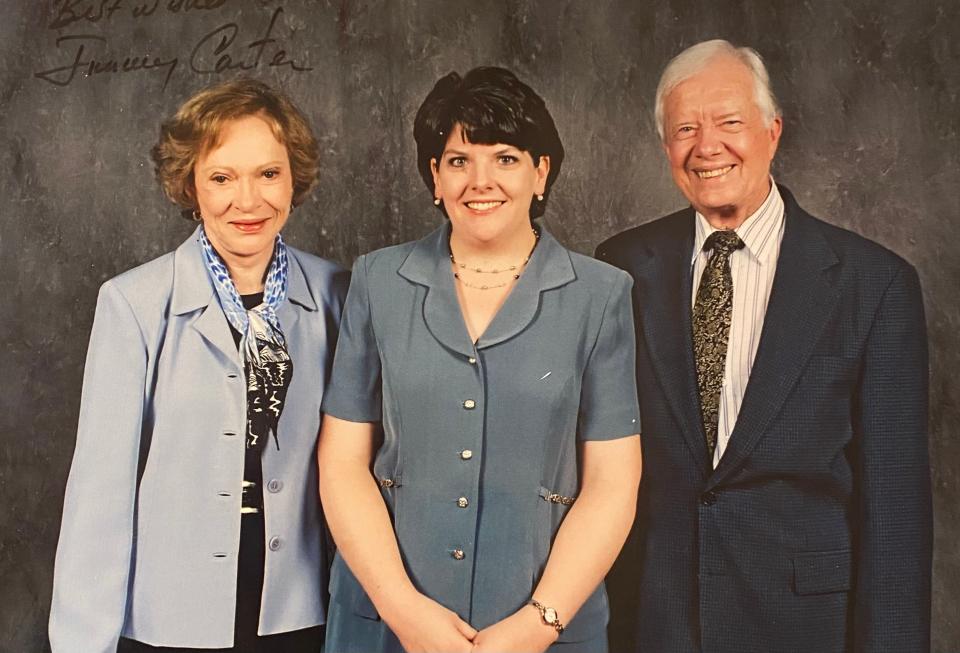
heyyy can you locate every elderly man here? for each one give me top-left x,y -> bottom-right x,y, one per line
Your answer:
597,40 -> 931,653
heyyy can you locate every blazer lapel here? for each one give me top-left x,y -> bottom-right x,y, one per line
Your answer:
634,211 -> 712,471
397,224 -> 475,357
171,227 -> 240,369
478,228 -> 575,349
707,198 -> 840,489
276,247 -> 317,335
397,224 -> 576,355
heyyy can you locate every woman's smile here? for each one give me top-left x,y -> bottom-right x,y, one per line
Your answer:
464,199 -> 506,213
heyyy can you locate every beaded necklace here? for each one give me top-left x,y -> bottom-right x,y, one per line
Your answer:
449,227 -> 540,290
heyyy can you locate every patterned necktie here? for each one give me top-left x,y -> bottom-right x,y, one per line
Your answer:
692,230 -> 745,460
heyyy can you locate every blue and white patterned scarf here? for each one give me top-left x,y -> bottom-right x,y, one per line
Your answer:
199,225 -> 293,451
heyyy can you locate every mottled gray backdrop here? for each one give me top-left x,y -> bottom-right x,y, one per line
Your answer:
0,1 -> 957,651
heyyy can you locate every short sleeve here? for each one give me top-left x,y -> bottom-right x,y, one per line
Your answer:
578,271 -> 641,440
321,255 -> 383,422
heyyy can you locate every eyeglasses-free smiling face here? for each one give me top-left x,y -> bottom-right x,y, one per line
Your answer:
431,123 -> 549,247
194,113 -> 293,271
662,55 -> 782,229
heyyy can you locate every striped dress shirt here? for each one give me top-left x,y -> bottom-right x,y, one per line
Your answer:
691,182 -> 785,468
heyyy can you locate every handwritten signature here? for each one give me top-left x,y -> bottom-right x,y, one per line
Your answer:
34,6 -> 311,90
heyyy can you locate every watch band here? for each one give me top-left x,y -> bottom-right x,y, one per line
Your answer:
528,598 -> 565,634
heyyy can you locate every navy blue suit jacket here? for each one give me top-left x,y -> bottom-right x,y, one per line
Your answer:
596,187 -> 931,653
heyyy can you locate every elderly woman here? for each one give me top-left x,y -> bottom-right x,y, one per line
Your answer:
318,67 -> 642,653
49,80 -> 347,652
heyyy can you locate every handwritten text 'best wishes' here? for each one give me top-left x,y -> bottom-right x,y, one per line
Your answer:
35,0 -> 313,91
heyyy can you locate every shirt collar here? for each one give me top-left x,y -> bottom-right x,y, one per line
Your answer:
691,179 -> 785,266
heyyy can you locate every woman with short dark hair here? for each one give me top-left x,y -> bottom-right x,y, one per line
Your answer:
318,67 -> 642,653
49,79 -> 347,652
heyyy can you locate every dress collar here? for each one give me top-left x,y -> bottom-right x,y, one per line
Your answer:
398,221 -> 576,353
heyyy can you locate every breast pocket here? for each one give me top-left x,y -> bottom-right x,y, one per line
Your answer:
802,354 -> 860,385
796,355 -> 861,412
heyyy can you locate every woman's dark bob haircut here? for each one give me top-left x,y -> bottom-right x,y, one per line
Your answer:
152,78 -> 319,217
413,66 -> 565,220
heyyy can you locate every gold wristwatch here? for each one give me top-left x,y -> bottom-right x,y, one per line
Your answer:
528,598 -> 565,634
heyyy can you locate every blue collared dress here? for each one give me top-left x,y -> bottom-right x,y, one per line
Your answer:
321,223 -> 641,653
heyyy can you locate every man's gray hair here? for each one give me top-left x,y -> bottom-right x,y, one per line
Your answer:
654,39 -> 781,142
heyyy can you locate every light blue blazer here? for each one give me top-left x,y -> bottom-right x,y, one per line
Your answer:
49,228 -> 349,651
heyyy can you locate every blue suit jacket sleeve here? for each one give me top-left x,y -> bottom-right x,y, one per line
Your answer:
49,280 -> 148,652
853,262 -> 932,652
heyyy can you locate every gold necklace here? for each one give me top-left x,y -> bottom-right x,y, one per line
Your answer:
454,277 -> 513,290
449,255 -> 529,274
450,227 -> 540,291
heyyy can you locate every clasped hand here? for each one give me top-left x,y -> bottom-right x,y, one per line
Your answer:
470,604 -> 559,653
383,592 -> 558,653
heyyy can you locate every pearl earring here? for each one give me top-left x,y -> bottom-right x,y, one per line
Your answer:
536,194 -> 544,201
434,198 -> 442,206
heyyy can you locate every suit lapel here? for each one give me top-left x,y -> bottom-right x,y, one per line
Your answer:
275,247 -> 317,337
478,229 -> 575,349
171,227 -> 240,369
398,224 -> 576,355
707,198 -> 840,489
633,211 -> 711,471
398,224 -> 476,357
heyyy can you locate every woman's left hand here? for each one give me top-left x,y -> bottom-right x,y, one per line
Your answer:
471,604 -> 559,653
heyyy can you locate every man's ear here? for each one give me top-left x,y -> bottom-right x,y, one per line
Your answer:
768,116 -> 783,158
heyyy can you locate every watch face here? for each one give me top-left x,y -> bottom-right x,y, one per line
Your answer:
543,607 -> 558,624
